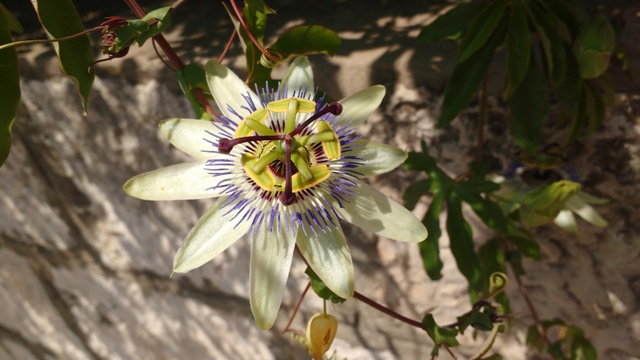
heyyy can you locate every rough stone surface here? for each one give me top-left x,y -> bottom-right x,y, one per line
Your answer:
1,1 -> 640,359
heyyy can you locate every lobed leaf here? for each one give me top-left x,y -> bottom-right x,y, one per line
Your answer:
0,3 -> 23,33
456,181 -> 507,232
527,1 -> 566,88
136,7 -> 173,46
438,16 -> 507,127
305,267 -> 347,304
420,192 -> 447,280
417,2 -> 483,44
403,179 -> 431,211
30,0 -> 94,112
269,25 -> 340,59
506,57 -> 547,154
447,191 -> 482,300
422,314 -> 460,351
504,0 -> 531,99
456,0 -> 508,63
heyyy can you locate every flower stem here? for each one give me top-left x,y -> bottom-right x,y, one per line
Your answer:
509,262 -> 554,354
228,0 -> 281,62
123,0 -> 216,117
353,291 -> 425,329
281,281 -> 311,335
218,28 -> 237,63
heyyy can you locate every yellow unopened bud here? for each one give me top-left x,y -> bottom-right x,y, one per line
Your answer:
306,313 -> 338,360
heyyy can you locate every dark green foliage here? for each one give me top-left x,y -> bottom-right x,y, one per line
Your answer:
527,319 -> 597,360
0,8 -> 20,167
418,0 -> 618,150
30,0 -> 94,112
305,267 -> 347,304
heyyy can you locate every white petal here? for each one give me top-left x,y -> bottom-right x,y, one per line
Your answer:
347,140 -> 407,177
173,200 -> 251,273
206,60 -> 261,120
566,196 -> 608,228
554,210 -> 577,233
124,161 -> 231,201
296,222 -> 354,299
337,85 -> 385,128
331,180 -> 427,242
575,191 -> 609,205
250,224 -> 296,330
159,118 -> 223,160
282,57 -> 314,96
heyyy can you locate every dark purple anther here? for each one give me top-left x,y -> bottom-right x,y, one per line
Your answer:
218,138 -> 234,153
327,102 -> 343,116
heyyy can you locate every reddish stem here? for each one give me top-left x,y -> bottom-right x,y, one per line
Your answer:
281,281 -> 311,335
228,0 -> 281,62
353,291 -> 425,329
219,28 -> 237,63
123,0 -> 215,117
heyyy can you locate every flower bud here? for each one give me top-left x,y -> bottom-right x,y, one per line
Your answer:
306,313 -> 338,360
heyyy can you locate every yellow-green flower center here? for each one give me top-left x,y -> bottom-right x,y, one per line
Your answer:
218,98 -> 343,206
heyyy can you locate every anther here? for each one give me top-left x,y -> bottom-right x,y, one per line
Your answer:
217,134 -> 285,153
290,102 -> 343,137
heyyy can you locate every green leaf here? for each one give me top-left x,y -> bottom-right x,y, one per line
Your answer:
504,0 -> 531,99
456,0 -> 508,63
0,11 -> 20,167
583,80 -> 605,136
478,240 -> 505,289
243,0 -> 274,46
243,0 -> 274,83
456,181 -> 507,232
506,57 -> 547,154
305,267 -> 347,304
506,223 -> 541,260
0,3 -> 24,33
404,143 -> 438,173
438,16 -> 507,127
422,314 -> 460,348
421,192 -> 447,280
417,2 -> 484,44
177,65 -> 212,121
30,0 -> 94,112
536,0 -> 583,39
554,43 -> 582,105
270,25 -> 341,59
575,49 -> 611,79
447,191 -> 482,300
457,310 -> 493,333
527,1 -> 566,88
136,7 -> 173,46
403,179 -> 430,211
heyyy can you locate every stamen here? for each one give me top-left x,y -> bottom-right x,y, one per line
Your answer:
289,102 -> 343,137
218,134 -> 284,153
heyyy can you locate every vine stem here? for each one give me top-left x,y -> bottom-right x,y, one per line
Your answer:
228,0 -> 281,62
123,0 -> 215,117
509,262 -> 554,353
0,26 -> 104,51
353,291 -> 425,329
281,281 -> 311,335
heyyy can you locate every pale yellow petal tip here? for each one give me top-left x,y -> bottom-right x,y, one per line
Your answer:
122,178 -> 139,197
255,318 -> 274,331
